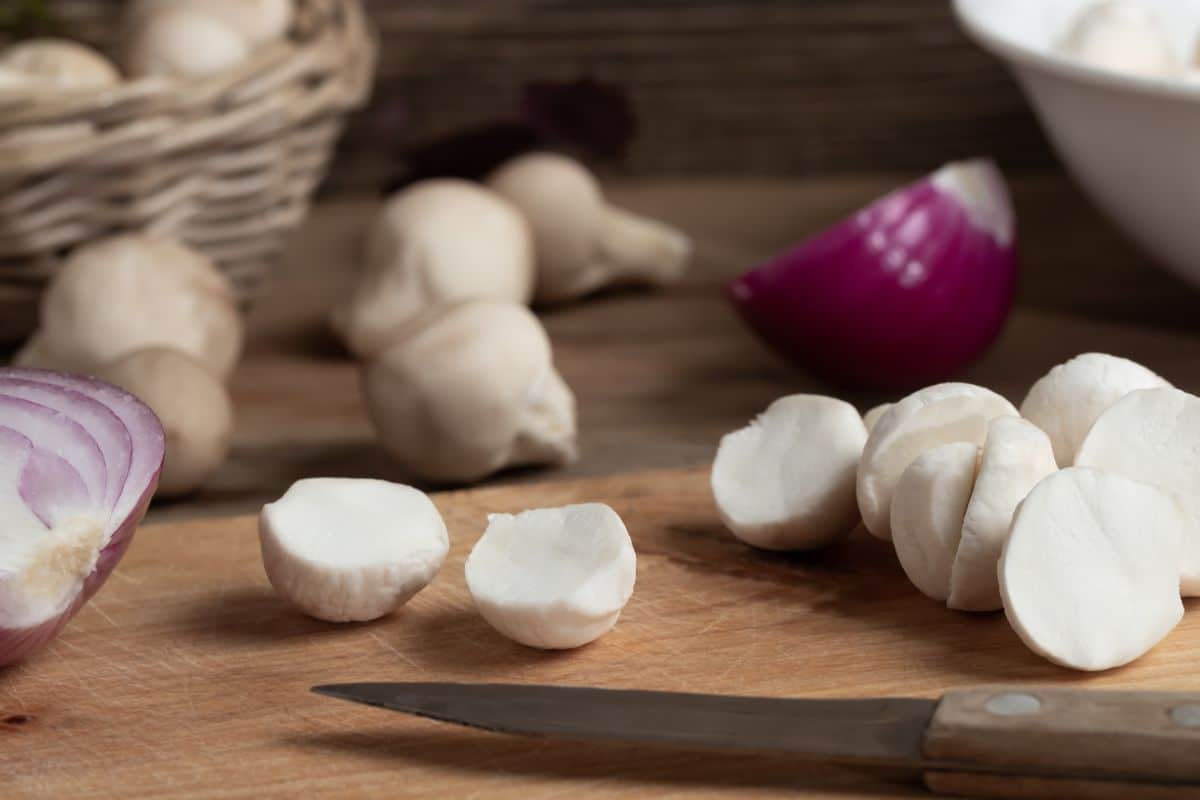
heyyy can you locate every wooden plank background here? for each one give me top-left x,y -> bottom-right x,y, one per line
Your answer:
35,0 -> 1056,192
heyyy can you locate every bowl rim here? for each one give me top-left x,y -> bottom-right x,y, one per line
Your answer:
951,0 -> 1200,101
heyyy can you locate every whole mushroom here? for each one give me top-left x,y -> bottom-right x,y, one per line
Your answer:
123,8 -> 251,80
124,0 -> 293,47
0,39 -> 121,89
92,348 -> 234,498
332,180 -> 536,359
16,233 -> 243,379
488,153 -> 692,305
363,300 -> 577,484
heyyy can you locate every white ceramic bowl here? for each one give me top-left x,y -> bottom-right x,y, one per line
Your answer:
954,0 -> 1200,289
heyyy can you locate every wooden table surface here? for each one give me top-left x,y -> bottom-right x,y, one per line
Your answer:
8,467 -> 1200,798
150,172 -> 1200,522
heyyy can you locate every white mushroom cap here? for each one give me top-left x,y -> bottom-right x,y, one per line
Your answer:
1019,352 -> 1168,467
1076,386 -> 1200,595
92,348 -> 233,498
890,442 -> 979,603
856,383 -> 1017,540
16,233 -> 243,378
488,152 -> 691,305
999,467 -> 1184,671
862,403 -> 892,434
332,180 -> 535,359
711,394 -> 866,551
260,478 -> 449,623
125,0 -> 293,47
1060,1 -> 1180,80
466,503 -> 636,649
0,39 -> 121,89
362,300 -> 577,484
124,8 -> 250,80
947,416 -> 1057,612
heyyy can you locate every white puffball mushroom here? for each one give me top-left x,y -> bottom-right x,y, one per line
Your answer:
856,383 -> 1017,541
890,442 -> 979,603
260,478 -> 449,623
363,300 -> 577,484
711,395 -> 866,551
999,467 -> 1184,671
125,0 -> 293,47
124,8 -> 250,80
1060,1 -> 1180,80
862,403 -> 892,434
947,416 -> 1057,612
466,503 -> 635,649
0,39 -> 121,90
92,347 -> 233,498
1076,386 -> 1200,596
332,180 -> 535,359
15,233 -> 243,379
1019,352 -> 1169,467
488,152 -> 692,306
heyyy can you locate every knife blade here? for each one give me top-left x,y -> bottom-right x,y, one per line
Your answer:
313,682 -> 1200,797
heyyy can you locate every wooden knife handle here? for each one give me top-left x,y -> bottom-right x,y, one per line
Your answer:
921,686 -> 1200,799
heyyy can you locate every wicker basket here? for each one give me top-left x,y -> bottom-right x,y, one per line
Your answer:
0,0 -> 376,342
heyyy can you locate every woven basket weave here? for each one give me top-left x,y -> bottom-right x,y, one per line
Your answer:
0,0 -> 376,342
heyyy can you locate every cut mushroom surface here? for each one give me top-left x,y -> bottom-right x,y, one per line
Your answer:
948,416 -> 1057,612
890,442 -> 979,603
711,395 -> 866,551
465,503 -> 636,649
259,478 -> 449,623
999,468 -> 1184,672
1076,386 -> 1200,595
1019,352 -> 1168,467
857,383 -> 1016,540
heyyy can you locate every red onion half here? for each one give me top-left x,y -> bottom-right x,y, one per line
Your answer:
0,368 -> 163,667
729,159 -> 1018,390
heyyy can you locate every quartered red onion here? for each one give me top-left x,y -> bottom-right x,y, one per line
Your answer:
0,368 -> 163,667
729,159 -> 1018,390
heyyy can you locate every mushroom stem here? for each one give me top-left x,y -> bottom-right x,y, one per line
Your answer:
511,369 -> 578,468
595,205 -> 692,287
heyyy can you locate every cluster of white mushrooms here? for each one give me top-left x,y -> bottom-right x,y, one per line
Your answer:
15,234 -> 243,498
712,352 -> 1197,672
338,153 -> 692,484
0,0 -> 294,90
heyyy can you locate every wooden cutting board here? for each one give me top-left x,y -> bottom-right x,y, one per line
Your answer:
4,467 -> 1198,799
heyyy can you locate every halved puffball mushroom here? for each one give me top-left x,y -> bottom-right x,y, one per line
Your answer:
999,467 -> 1184,671
0,39 -> 121,89
363,300 -> 577,484
465,503 -> 635,649
947,416 -> 1057,612
259,478 -> 449,623
862,403 -> 892,434
1076,386 -> 1200,596
1059,1 -> 1180,80
1019,352 -> 1168,467
125,0 -> 293,47
124,8 -> 250,80
890,442 -> 979,603
15,234 -> 243,379
92,348 -> 233,498
856,383 -> 1016,540
331,180 -> 535,359
711,395 -> 866,551
488,152 -> 692,305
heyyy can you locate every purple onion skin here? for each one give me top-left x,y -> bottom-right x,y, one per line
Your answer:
728,173 -> 1018,391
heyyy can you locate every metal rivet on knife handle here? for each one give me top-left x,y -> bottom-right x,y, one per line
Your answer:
1170,704 -> 1200,729
983,693 -> 1041,717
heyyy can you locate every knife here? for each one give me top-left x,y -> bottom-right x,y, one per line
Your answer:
313,682 -> 1200,798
